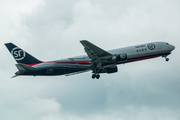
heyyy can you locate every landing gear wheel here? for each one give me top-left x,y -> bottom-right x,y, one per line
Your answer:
92,74 -> 96,79
166,58 -> 169,62
92,74 -> 100,79
96,74 -> 100,79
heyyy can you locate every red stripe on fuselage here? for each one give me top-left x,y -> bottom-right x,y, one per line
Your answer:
127,55 -> 161,62
18,61 -> 91,66
17,62 -> 40,66
17,55 -> 162,67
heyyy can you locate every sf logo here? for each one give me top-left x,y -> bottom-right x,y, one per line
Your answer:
11,47 -> 26,61
148,43 -> 155,50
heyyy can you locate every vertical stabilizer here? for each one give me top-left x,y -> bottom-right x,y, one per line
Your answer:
5,43 -> 42,65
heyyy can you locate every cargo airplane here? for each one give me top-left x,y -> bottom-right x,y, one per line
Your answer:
5,40 -> 175,79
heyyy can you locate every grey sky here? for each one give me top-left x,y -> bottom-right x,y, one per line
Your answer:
0,0 -> 180,120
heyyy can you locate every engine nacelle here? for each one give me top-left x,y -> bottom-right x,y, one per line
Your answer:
111,53 -> 127,62
106,66 -> 118,74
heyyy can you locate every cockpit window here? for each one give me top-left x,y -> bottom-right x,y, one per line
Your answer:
166,43 -> 169,45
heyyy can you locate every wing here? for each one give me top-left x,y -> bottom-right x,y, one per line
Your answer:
80,40 -> 112,58
80,40 -> 113,68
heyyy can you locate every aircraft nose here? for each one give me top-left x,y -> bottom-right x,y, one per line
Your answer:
171,45 -> 175,51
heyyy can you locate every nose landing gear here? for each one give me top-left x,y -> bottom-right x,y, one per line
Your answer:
162,55 -> 169,62
92,74 -> 100,79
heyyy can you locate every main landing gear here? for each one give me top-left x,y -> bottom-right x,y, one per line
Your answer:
92,74 -> 100,79
162,55 -> 169,62
166,58 -> 169,62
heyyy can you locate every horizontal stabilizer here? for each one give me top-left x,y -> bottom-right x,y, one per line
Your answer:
11,75 -> 19,78
16,64 -> 36,72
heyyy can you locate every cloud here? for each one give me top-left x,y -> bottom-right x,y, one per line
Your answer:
40,106 -> 180,120
24,98 -> 61,114
0,0 -> 180,120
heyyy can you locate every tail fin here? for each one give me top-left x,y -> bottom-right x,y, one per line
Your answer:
5,43 -> 42,65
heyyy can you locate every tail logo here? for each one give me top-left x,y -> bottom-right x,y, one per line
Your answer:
11,47 -> 26,61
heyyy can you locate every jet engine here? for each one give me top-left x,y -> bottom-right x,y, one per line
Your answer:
111,53 -> 127,62
106,66 -> 118,74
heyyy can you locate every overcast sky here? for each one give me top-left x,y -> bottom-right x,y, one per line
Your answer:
0,0 -> 180,120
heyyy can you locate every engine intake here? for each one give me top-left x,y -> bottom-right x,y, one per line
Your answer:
111,53 -> 127,62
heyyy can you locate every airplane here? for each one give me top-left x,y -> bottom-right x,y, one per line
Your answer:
5,40 -> 175,79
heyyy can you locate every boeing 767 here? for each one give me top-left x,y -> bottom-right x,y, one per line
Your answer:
5,40 -> 175,79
